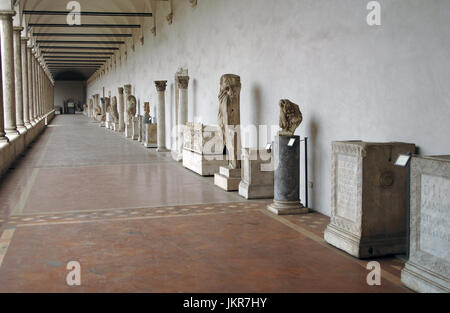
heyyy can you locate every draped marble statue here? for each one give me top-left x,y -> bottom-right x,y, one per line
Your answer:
217,74 -> 242,169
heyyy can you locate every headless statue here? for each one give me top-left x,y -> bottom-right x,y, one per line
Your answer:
217,74 -> 242,169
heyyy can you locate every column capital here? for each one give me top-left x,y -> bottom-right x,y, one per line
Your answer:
13,26 -> 23,32
118,87 -> 124,94
155,80 -> 168,92
21,36 -> 29,42
177,76 -> 190,89
0,10 -> 16,17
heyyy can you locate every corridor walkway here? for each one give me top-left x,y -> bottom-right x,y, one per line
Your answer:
0,115 -> 409,292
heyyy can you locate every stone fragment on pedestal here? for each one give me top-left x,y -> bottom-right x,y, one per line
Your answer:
267,135 -> 307,215
324,141 -> 416,258
182,123 -> 227,176
401,156 -> 450,293
239,148 -> 274,199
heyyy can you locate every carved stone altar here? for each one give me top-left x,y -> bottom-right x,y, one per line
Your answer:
324,141 -> 416,258
239,148 -> 274,199
182,123 -> 227,176
401,156 -> 450,293
214,74 -> 242,191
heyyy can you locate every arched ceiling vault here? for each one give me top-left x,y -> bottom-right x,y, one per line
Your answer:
16,0 -> 169,81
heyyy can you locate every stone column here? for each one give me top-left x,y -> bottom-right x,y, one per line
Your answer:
176,76 -> 189,161
13,26 -> 25,131
31,50 -> 38,121
155,80 -> 168,152
26,46 -> 34,124
118,87 -> 125,132
0,56 -> 6,142
0,11 -> 18,136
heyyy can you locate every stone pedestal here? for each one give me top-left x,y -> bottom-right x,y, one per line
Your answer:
141,115 -> 151,145
125,121 -> 133,138
144,124 -> 157,148
324,141 -> 416,258
137,116 -> 143,142
182,123 -> 227,176
131,117 -> 139,140
214,166 -> 241,191
105,113 -> 113,129
239,148 -> 274,199
401,156 -> 450,293
267,136 -> 307,215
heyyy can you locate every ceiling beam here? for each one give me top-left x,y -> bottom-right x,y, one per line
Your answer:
44,56 -> 110,60
34,33 -> 133,38
29,23 -> 141,28
23,10 -> 152,17
37,40 -> 125,45
41,51 -> 115,55
39,46 -> 120,50
45,59 -> 107,63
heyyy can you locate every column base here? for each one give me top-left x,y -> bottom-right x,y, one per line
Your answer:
17,125 -> 27,133
267,200 -> 308,215
157,147 -> 170,152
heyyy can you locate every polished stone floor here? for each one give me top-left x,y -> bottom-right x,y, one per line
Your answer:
0,114 -> 410,292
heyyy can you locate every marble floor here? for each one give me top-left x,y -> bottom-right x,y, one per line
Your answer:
0,114 -> 410,292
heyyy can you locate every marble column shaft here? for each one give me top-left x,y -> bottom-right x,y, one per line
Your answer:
13,26 -> 24,130
155,81 -> 168,151
26,46 -> 34,123
0,11 -> 18,135
31,50 -> 37,121
21,38 -> 30,127
118,87 -> 125,131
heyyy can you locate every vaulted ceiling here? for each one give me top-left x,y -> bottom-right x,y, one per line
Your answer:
18,0 -> 166,80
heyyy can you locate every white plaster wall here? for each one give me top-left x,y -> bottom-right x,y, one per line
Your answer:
54,81 -> 86,110
87,0 -> 450,216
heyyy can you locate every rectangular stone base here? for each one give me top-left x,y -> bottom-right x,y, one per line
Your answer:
239,182 -> 273,199
125,126 -> 132,138
324,224 -> 406,259
182,149 -> 228,176
214,173 -> 241,191
401,262 -> 450,293
144,143 -> 157,148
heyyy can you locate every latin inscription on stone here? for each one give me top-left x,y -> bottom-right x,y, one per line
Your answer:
419,174 -> 450,261
336,154 -> 360,222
